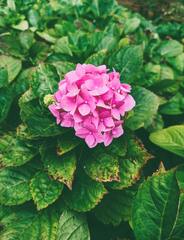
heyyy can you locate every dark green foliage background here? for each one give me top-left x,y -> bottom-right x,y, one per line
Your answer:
0,0 -> 184,239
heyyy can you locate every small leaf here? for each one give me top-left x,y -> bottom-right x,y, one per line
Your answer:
124,17 -> 141,34
149,125 -> 184,157
64,172 -> 107,212
158,40 -> 183,58
93,188 -> 136,226
30,172 -> 63,210
0,165 -> 35,205
85,49 -> 107,65
0,132 -> 37,167
19,31 -> 34,50
57,210 -> 90,240
126,87 -> 160,130
41,147 -> 77,189
54,37 -> 73,56
0,55 -> 22,82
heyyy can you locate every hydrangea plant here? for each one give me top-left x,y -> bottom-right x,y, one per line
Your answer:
0,0 -> 184,240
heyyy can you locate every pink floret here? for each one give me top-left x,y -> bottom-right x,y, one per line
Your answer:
49,64 -> 135,148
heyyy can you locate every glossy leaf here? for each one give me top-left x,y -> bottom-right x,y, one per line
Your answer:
132,166 -> 184,240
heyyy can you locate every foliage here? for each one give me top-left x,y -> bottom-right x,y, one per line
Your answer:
0,0 -> 184,239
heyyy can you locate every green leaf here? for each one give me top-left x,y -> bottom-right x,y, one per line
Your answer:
0,68 -> 8,88
0,165 -> 35,205
64,172 -> 107,212
0,87 -> 14,124
0,55 -> 22,82
93,188 -> 136,226
124,17 -> 141,34
19,89 -> 65,137
57,210 -> 90,240
36,31 -> 56,43
12,20 -> 29,31
30,171 -> 63,210
108,45 -> 143,83
110,137 -> 151,189
149,125 -> 184,157
51,61 -> 75,79
126,87 -> 160,130
132,166 -> 184,240
57,132 -> 80,156
85,49 -> 107,65
0,204 -> 62,240
166,53 -> 184,72
54,37 -> 73,56
160,93 -> 184,115
41,146 -> 77,189
19,30 -> 34,50
0,132 -> 37,167
158,40 -> 183,58
30,64 -> 60,98
83,150 -> 120,182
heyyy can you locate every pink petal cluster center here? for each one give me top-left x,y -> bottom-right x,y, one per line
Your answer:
49,64 -> 135,148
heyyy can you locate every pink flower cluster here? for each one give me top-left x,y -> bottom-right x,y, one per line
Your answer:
49,64 -> 135,148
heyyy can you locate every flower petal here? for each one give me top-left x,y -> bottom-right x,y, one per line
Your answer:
78,103 -> 91,116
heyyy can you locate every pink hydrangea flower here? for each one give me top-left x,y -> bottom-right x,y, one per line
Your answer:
49,64 -> 135,148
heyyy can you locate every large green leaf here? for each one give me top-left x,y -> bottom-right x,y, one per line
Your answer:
19,89 -> 65,137
108,45 -> 143,83
85,49 -> 107,65
150,125 -> 184,157
57,210 -> 90,240
30,171 -> 63,210
0,204 -> 62,240
0,165 -> 35,205
41,146 -> 77,189
93,188 -> 136,226
132,166 -> 184,240
83,150 -> 120,182
110,138 -> 151,189
126,87 -> 160,130
0,55 -> 22,82
64,172 -> 107,212
0,132 -> 37,167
